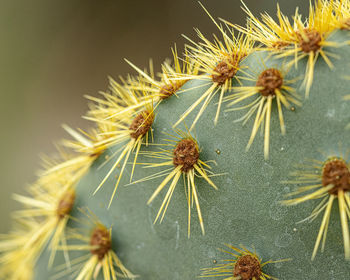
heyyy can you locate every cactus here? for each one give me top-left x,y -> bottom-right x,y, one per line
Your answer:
2,0 -> 350,279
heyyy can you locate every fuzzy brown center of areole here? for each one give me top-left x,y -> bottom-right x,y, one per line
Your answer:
90,227 -> 111,260
297,29 -> 322,53
173,139 -> 199,172
159,82 -> 185,100
256,68 -> 283,97
233,255 -> 262,280
159,84 -> 177,99
212,59 -> 238,85
272,41 -> 290,50
322,158 -> 350,195
56,190 -> 76,219
129,111 -> 154,139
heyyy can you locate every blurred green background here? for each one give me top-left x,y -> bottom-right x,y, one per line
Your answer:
0,0 -> 308,233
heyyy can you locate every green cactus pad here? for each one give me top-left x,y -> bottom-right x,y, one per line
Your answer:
33,29 -> 350,279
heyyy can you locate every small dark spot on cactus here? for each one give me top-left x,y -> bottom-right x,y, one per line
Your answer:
173,139 -> 199,172
129,111 -> 154,139
56,189 -> 75,219
341,18 -> 350,30
212,55 -> 241,85
322,158 -> 350,195
297,29 -> 322,53
233,255 -> 262,280
90,226 -> 111,260
90,151 -> 103,158
159,83 -> 183,99
256,68 -> 283,97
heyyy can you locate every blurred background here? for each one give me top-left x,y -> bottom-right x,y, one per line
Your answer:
0,0 -> 309,233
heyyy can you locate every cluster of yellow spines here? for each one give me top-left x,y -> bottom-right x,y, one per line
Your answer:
1,1 -> 350,279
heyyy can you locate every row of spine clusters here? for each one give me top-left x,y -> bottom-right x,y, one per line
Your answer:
1,0 -> 350,279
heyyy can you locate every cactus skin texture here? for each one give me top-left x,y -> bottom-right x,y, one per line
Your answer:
2,1 -> 350,280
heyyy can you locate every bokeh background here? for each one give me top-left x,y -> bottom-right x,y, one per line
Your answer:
0,0 -> 309,233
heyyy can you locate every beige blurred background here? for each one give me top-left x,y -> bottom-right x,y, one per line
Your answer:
0,0 -> 309,233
